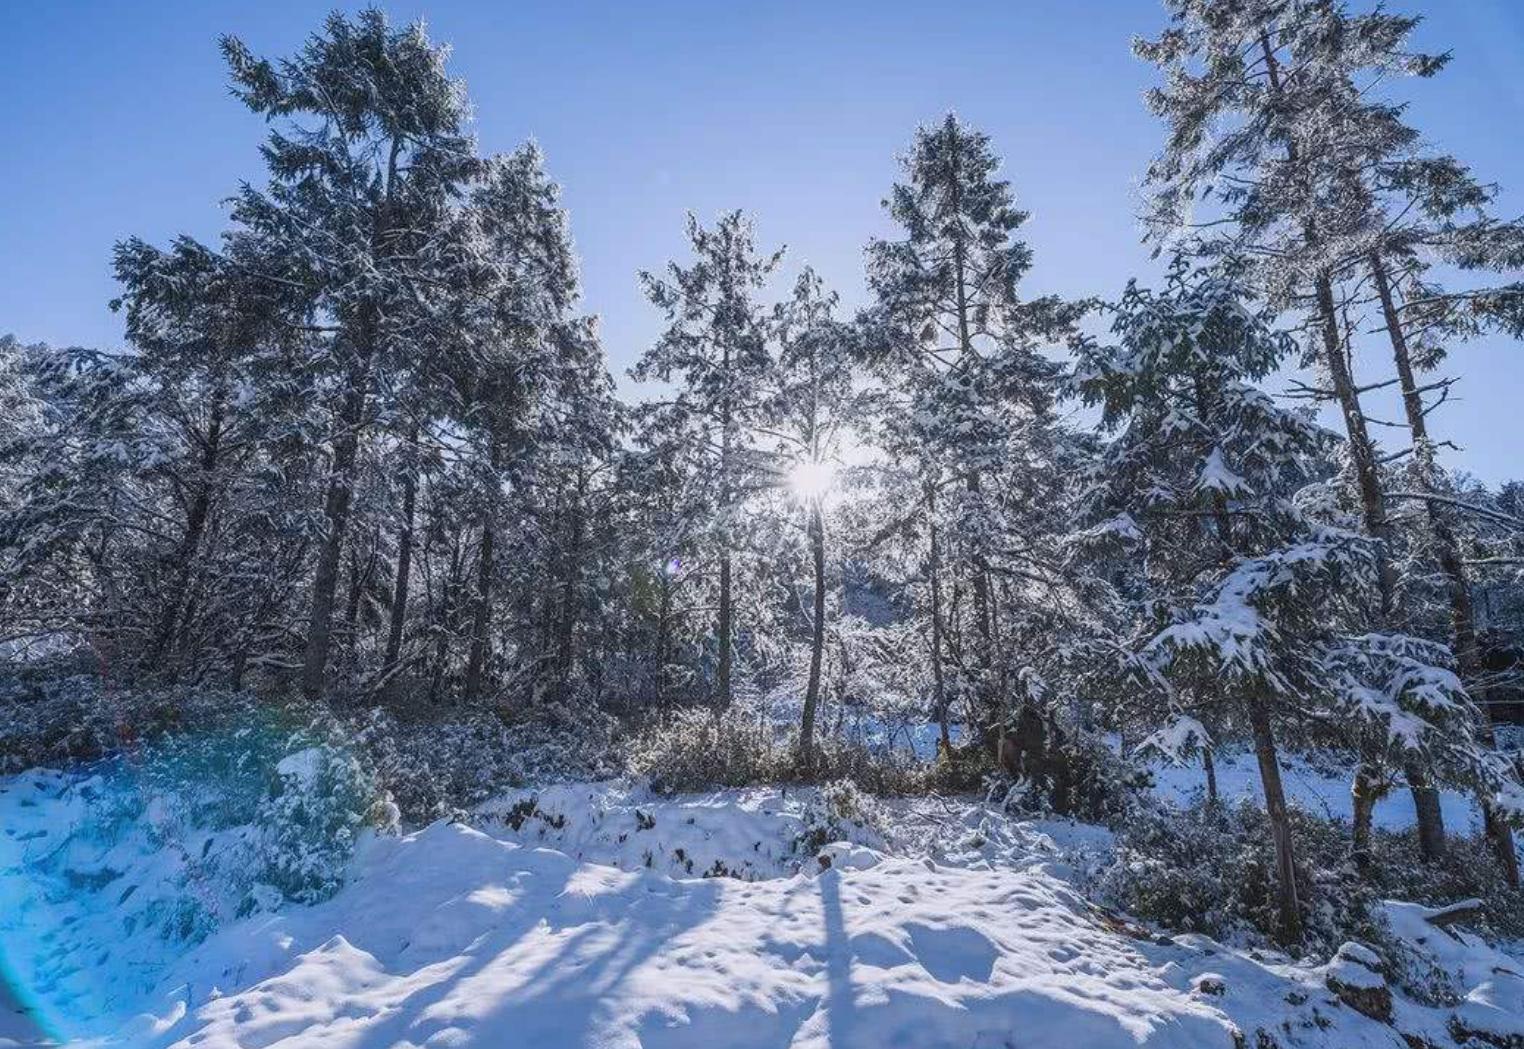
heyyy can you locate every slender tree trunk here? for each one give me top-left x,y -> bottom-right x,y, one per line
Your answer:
1261,33 -> 1446,865
302,365 -> 370,703
654,578 -> 673,709
1371,253 -> 1518,886
464,519 -> 495,701
1315,273 -> 1447,853
945,123 -> 999,750
1314,275 -> 1397,611
427,543 -> 460,705
464,429 -> 505,702
303,138 -> 401,703
1248,695 -> 1302,945
717,384 -> 735,709
1351,760 -> 1385,873
927,485 -> 951,755
384,422 -> 419,668
1407,762 -> 1447,861
800,497 -> 826,774
344,543 -> 363,638
554,472 -> 586,699
1203,745 -> 1219,807
147,390 -> 226,675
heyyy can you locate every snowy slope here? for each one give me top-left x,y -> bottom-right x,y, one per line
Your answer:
5,774 -> 1520,1049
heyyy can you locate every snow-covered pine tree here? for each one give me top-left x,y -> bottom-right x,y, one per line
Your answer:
619,413 -> 711,708
865,113 -> 1086,758
1133,0 -> 1516,870
634,211 -> 783,709
764,267 -> 866,771
441,144 -> 606,702
221,10 -> 480,702
0,343 -> 143,657
109,236 -> 307,680
1074,258 -> 1500,942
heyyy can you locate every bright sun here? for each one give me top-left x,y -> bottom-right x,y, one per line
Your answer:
786,459 -> 837,502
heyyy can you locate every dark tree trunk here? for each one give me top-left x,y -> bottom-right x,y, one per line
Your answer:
1262,34 -> 1445,865
927,486 -> 951,756
1351,760 -> 1385,873
1203,746 -> 1219,808
384,422 -> 419,668
945,123 -> 998,750
1371,252 -> 1517,886
302,367 -> 370,703
1407,761 -> 1447,862
800,497 -> 826,774
463,428 -> 506,703
428,540 -> 463,705
654,577 -> 673,709
1248,695 -> 1302,946
1314,273 -> 1445,851
464,521 -> 495,702
716,373 -> 735,709
147,390 -> 226,675
554,473 -> 586,699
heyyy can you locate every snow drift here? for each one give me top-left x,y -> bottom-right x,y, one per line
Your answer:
3,776 -> 1521,1049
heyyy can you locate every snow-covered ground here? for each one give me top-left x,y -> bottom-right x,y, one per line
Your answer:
4,772 -> 1523,1049
1149,746 -> 1485,834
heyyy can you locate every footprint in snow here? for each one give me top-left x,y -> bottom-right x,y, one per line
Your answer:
904,923 -> 999,984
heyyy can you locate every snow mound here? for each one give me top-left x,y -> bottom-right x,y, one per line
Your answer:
4,775 -> 1520,1048
147,821 -> 1248,1049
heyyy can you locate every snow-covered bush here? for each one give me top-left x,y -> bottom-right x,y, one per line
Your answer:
629,701 -> 934,794
992,729 -> 1148,824
795,778 -> 886,854
1096,799 -> 1382,956
630,704 -> 791,792
349,703 -> 616,822
1095,797 -> 1524,956
2,714 -> 385,1007
0,666 -> 261,772
253,743 -> 386,906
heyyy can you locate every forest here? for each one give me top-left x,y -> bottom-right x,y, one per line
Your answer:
4,3 -> 1524,1048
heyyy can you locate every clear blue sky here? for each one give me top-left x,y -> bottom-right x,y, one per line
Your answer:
3,1 -> 1521,481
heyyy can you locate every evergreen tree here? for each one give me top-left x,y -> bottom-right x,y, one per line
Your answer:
1075,258 -> 1496,943
222,9 -> 480,701
764,268 -> 864,770
866,113 -> 1085,754
1134,0 -> 1524,873
635,211 -> 783,708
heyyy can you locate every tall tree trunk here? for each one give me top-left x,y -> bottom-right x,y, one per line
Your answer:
464,520 -> 495,701
427,542 -> 461,705
1261,30 -> 1445,861
344,542 -> 363,638
717,552 -> 733,708
716,378 -> 735,708
1248,695 -> 1302,945
1203,745 -> 1219,808
384,422 -> 419,668
147,389 -> 226,675
1407,762 -> 1447,861
1315,272 -> 1446,854
302,366 -> 370,703
927,485 -> 951,755
654,577 -> 673,709
945,122 -> 999,750
800,497 -> 826,774
1371,253 -> 1518,886
464,431 -> 504,702
554,472 -> 586,699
